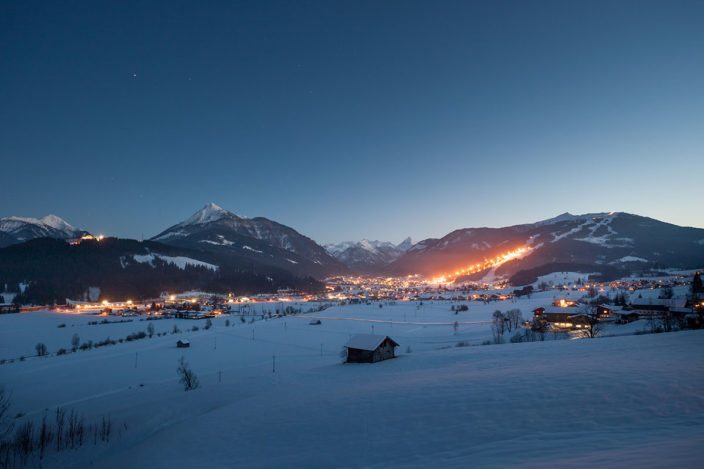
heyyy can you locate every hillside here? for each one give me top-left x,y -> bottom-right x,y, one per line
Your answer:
386,212 -> 704,283
0,237 -> 323,304
152,203 -> 349,279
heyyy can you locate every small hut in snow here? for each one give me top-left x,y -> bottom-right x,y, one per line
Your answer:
177,339 -> 190,348
344,334 -> 399,363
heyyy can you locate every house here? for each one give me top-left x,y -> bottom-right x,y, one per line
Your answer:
177,339 -> 190,348
533,306 -> 590,329
629,299 -> 686,316
0,304 -> 20,314
344,334 -> 399,363
596,304 -> 624,319
615,311 -> 640,324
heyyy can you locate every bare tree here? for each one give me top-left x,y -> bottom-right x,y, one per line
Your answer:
492,310 -> 506,344
71,333 -> 80,352
0,387 -> 12,440
177,357 -> 200,391
147,322 -> 155,338
530,318 -> 547,341
577,304 -> 602,339
505,309 -> 523,332
35,343 -> 48,356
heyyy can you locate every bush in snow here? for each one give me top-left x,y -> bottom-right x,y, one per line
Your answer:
147,323 -> 155,338
176,357 -> 199,391
71,334 -> 80,352
35,343 -> 48,357
204,319 -> 212,330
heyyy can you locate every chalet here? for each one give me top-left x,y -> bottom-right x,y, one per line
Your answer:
176,339 -> 190,348
344,334 -> 399,363
629,299 -> 686,316
615,311 -> 640,324
533,306 -> 590,329
596,304 -> 624,320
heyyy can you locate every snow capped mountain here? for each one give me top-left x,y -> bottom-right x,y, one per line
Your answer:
325,238 -> 414,274
0,214 -> 86,246
152,203 -> 348,278
181,202 -> 230,226
531,212 -> 611,227
386,212 -> 704,282
396,237 -> 415,252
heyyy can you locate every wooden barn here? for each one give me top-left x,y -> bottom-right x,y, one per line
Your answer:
344,334 -> 399,363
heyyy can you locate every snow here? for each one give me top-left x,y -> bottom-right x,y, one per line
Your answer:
286,258 -> 298,264
0,214 -> 79,238
1,296 -> 702,467
181,203 -> 230,226
199,235 -> 235,246
39,214 -> 75,232
533,271 -> 595,286
344,333 -> 395,351
614,256 -> 649,263
131,254 -> 219,271
535,211 -> 610,227
242,245 -> 263,253
326,239 -> 399,256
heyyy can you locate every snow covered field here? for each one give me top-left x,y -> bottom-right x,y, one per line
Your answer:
1,296 -> 703,467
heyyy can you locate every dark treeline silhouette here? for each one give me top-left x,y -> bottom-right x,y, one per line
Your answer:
0,238 -> 323,304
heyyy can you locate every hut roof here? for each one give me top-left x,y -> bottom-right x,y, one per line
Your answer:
345,334 -> 398,351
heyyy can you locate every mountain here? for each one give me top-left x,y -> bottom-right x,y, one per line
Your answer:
385,212 -> 704,284
152,203 -> 348,278
325,238 -> 414,275
0,237 -> 324,304
0,214 -> 87,247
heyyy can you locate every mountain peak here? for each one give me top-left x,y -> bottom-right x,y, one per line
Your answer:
534,212 -> 612,227
182,203 -> 232,226
397,237 -> 414,251
40,214 -> 75,231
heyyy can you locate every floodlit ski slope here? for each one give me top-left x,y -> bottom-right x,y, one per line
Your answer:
1,297 -> 703,467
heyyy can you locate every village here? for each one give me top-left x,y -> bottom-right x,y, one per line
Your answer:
0,269 -> 703,467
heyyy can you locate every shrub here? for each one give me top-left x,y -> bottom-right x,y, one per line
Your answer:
35,343 -> 48,357
176,357 -> 199,391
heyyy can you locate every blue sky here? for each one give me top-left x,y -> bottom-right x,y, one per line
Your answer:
1,0 -> 703,244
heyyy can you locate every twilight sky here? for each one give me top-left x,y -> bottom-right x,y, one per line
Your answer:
1,0 -> 703,244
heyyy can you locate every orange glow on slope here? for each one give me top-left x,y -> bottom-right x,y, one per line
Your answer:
429,246 -> 531,284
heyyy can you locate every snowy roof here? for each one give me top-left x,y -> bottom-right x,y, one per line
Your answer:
539,306 -> 582,315
344,334 -> 398,351
598,304 -> 624,312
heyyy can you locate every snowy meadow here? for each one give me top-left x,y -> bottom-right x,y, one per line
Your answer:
1,292 -> 703,468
